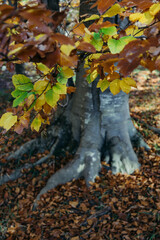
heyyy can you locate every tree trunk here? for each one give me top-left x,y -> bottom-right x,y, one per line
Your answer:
0,0 -> 150,209
31,63 -> 145,207
0,60 -> 149,207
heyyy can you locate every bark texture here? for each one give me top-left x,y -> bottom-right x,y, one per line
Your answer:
32,64 -> 144,207
0,0 -> 150,209
0,62 -> 149,208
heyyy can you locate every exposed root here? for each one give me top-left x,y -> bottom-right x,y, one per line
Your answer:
132,116 -> 160,136
131,132 -> 150,151
0,139 -> 59,186
7,139 -> 39,161
128,118 -> 150,151
104,137 -> 140,174
33,147 -> 101,210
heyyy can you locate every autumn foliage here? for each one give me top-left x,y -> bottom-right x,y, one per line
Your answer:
0,0 -> 160,132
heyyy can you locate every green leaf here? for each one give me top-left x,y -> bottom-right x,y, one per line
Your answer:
45,89 -> 59,107
93,32 -> 101,40
108,36 -> 135,54
12,74 -> 33,91
52,83 -> 67,94
27,92 -> 36,97
13,92 -> 28,107
57,74 -> 68,84
87,74 -> 91,84
99,26 -> 117,36
11,89 -> 22,98
100,79 -> 110,92
91,33 -> 103,51
57,67 -> 74,84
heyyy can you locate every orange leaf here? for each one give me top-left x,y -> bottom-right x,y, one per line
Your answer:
73,23 -> 86,36
67,86 -> 76,94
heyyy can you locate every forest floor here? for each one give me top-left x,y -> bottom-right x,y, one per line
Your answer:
0,66 -> 160,240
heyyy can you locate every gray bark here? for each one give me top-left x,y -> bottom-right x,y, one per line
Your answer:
0,0 -> 150,209
1,61 -> 147,208
33,63 -> 142,208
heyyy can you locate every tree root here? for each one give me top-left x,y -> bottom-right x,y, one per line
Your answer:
106,137 -> 140,174
132,116 -> 160,136
0,139 -> 59,186
33,147 -> 101,210
7,139 -> 39,161
128,118 -> 150,151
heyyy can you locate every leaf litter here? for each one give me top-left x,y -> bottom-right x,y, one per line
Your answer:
0,66 -> 160,240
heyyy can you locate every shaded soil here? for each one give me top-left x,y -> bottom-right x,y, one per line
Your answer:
0,67 -> 160,240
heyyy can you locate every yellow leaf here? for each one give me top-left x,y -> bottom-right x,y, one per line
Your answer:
31,114 -> 43,132
5,16 -> 19,24
0,112 -> 17,131
26,94 -> 35,108
123,77 -> 137,88
83,14 -> 100,22
102,4 -> 124,18
45,89 -> 59,107
83,33 -> 92,43
110,79 -> 121,95
35,34 -> 47,41
84,53 -> 101,68
129,12 -> 142,22
8,44 -> 24,56
61,67 -> 74,78
90,69 -> 98,82
52,83 -> 67,94
97,79 -> 103,88
34,94 -> 46,111
83,28 -> 93,43
125,26 -> 144,37
120,80 -> 131,94
36,63 -> 50,75
149,3 -> 160,16
60,45 -> 75,56
97,78 -> 110,92
34,80 -> 50,94
139,11 -> 154,25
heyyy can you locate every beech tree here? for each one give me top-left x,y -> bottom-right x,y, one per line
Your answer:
0,0 -> 159,208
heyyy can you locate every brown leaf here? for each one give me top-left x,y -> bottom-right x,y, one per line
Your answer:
93,0 -> 116,15
69,201 -> 79,208
51,33 -> 75,46
77,41 -> 96,53
73,23 -> 86,36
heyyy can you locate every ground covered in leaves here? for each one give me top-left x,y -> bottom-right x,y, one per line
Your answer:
0,67 -> 160,240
